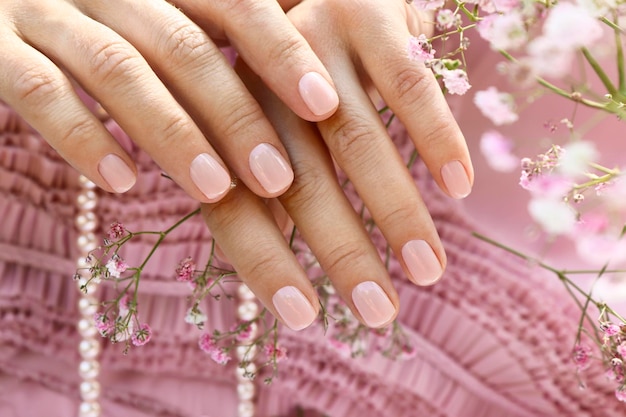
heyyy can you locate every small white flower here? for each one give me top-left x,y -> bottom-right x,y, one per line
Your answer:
185,307 -> 207,326
528,197 -> 577,235
557,141 -> 599,178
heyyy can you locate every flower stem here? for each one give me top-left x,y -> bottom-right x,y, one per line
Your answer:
581,47 -> 617,96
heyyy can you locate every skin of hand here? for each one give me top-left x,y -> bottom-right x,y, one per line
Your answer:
0,0 -> 338,202
202,0 -> 474,331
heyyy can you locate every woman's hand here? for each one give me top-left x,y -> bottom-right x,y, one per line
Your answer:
0,0 -> 337,201
202,0 -> 474,330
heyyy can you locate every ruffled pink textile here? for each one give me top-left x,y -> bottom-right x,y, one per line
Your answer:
0,94 -> 622,417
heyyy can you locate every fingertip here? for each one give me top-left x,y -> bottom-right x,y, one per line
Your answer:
441,160 -> 472,199
97,153 -> 137,193
189,153 -> 233,203
272,285 -> 319,331
298,72 -> 339,120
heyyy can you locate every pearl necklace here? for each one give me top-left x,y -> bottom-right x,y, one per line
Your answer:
73,175 -> 258,416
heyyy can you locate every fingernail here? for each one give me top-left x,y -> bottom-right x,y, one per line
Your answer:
249,143 -> 294,194
441,160 -> 472,199
401,240 -> 443,285
352,281 -> 396,328
298,72 -> 339,116
272,286 -> 317,331
190,153 -> 232,201
98,154 -> 136,193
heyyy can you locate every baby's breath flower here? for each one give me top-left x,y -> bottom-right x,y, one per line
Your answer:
131,323 -> 152,347
185,306 -> 207,327
408,34 -> 435,62
264,343 -> 288,363
105,255 -> 128,279
441,69 -> 471,95
176,256 -> 196,282
474,87 -> 518,125
572,343 -> 593,371
107,221 -> 126,240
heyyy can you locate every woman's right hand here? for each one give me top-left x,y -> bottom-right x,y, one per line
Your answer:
0,0 -> 338,201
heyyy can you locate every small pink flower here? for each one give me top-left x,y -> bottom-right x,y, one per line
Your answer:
408,34 -> 436,62
572,343 -> 592,371
210,348 -> 231,365
602,322 -> 622,337
234,323 -> 254,342
474,87 -> 518,125
328,337 -> 353,358
119,294 -> 134,315
107,221 -> 126,240
477,12 -> 528,51
617,342 -> 626,358
94,313 -> 115,337
105,256 -> 128,279
176,257 -> 196,282
264,343 -> 288,363
435,9 -> 459,30
131,323 -> 152,346
199,333 -> 217,354
441,69 -> 471,95
479,130 -> 518,172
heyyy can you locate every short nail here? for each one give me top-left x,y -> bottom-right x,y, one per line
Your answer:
401,240 -> 443,285
249,143 -> 294,194
352,281 -> 396,328
98,154 -> 136,193
441,160 -> 472,199
189,153 -> 232,201
298,72 -> 339,116
272,286 -> 317,331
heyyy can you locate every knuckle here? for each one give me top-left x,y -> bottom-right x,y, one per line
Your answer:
326,114 -> 378,160
88,41 -> 140,84
158,113 -> 194,147
13,67 -> 63,106
280,159 -> 332,210
391,65 -> 430,102
266,36 -> 305,67
161,21 -> 216,65
57,118 -> 98,146
219,99 -> 265,140
324,240 -> 371,275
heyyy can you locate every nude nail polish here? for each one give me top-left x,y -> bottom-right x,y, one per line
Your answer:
351,281 -> 396,328
401,240 -> 443,285
441,160 -> 472,199
298,72 -> 339,116
189,153 -> 232,201
98,154 -> 136,193
249,143 -> 294,194
272,286 -> 317,331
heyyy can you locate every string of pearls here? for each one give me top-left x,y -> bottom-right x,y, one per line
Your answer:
236,283 -> 259,417
72,174 -> 259,416
74,175 -> 102,417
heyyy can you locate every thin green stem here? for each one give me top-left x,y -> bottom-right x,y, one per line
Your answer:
614,16 -> 626,93
581,47 -> 617,96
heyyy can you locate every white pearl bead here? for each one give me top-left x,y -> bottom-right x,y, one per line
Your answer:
237,284 -> 256,301
237,381 -> 256,401
79,339 -> 101,360
237,400 -> 255,417
78,318 -> 98,338
79,401 -> 101,417
76,212 -> 98,232
78,176 -> 97,190
80,380 -> 101,402
77,233 -> 98,253
79,360 -> 101,380
77,190 -> 98,211
78,297 -> 99,317
237,300 -> 259,321
236,344 -> 258,361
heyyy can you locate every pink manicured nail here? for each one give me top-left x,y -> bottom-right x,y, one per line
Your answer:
272,286 -> 317,331
98,154 -> 136,193
441,160 -> 471,199
189,153 -> 232,201
249,143 -> 294,194
401,240 -> 443,285
352,281 -> 396,328
298,72 -> 339,116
